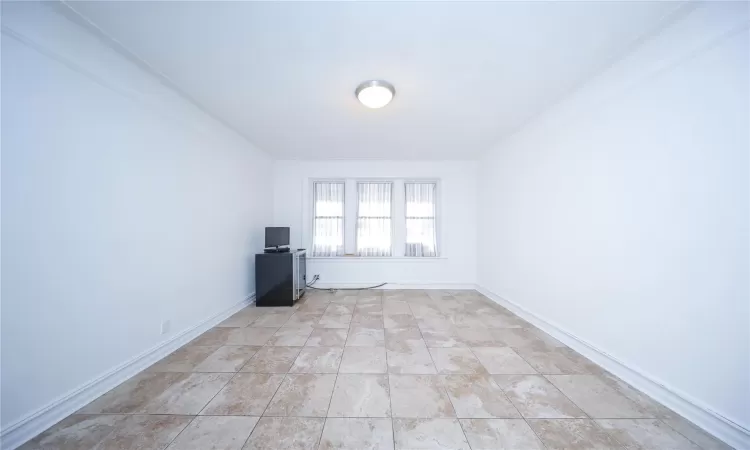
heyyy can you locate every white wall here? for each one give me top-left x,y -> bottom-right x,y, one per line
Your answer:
478,0 -> 749,435
0,3 -> 272,431
273,160 -> 477,287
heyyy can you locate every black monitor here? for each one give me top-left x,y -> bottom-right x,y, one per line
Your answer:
265,227 -> 290,248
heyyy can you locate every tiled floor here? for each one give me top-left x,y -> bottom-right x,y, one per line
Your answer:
21,289 -> 732,450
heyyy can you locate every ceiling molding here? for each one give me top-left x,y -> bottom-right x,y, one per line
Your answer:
483,0 -> 698,156
47,0 -> 269,155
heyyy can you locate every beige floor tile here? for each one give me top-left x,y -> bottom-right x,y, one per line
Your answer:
443,374 -> 520,418
325,303 -> 355,315
194,346 -> 262,372
527,419 -> 622,450
340,346 -> 387,373
491,328 -> 556,348
92,415 -> 192,450
351,312 -> 385,327
596,371 -> 675,418
455,328 -> 497,346
328,374 -> 392,417
318,418 -> 394,450
385,327 -> 427,352
384,313 -> 418,328
347,326 -> 386,347
201,373 -> 285,415
137,372 -> 233,414
296,303 -> 329,315
283,313 -> 323,327
546,375 -> 652,418
387,347 -> 437,374
306,328 -> 348,347
316,314 -> 353,328
393,418 -> 470,450
79,372 -> 185,414
240,346 -> 302,373
479,313 -> 526,328
459,419 -> 545,450
149,346 -> 222,372
251,312 -> 295,327
166,416 -> 259,450
514,347 -> 590,374
19,414 -> 126,450
243,417 -> 324,450
449,313 -> 487,328
389,375 -> 456,418
382,300 -> 412,314
265,374 -> 337,417
289,347 -> 343,373
29,291 -> 705,450
330,295 -> 358,305
420,328 -> 465,348
226,327 -> 279,346
357,293 -> 383,302
356,303 -> 383,314
218,308 -> 266,327
661,416 -> 734,450
596,419 -> 702,449
418,318 -> 455,332
189,328 -> 233,347
428,348 -> 486,374
472,347 -> 537,374
494,375 -> 586,418
267,327 -> 314,346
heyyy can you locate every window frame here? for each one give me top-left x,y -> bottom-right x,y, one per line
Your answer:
310,179 -> 346,257
355,180 -> 395,257
306,177 -> 442,259
404,180 -> 440,257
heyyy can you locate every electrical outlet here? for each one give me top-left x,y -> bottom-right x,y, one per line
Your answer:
160,320 -> 171,335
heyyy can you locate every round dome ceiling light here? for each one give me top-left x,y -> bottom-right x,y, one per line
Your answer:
355,80 -> 395,109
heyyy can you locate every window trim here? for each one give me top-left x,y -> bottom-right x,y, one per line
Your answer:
306,177 -> 442,259
310,179 -> 346,257
355,180 -> 395,257
404,180 -> 440,257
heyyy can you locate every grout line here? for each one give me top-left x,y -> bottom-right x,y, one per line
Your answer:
407,296 -> 475,449
162,369 -> 239,449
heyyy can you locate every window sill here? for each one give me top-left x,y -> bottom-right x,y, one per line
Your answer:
308,256 -> 447,262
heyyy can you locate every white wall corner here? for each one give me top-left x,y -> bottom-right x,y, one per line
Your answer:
0,294 -> 255,450
475,285 -> 750,450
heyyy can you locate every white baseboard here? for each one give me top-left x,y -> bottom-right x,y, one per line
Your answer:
0,294 -> 255,450
475,285 -> 749,450
309,282 -> 477,290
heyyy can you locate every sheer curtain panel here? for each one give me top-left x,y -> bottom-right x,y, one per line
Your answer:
312,182 -> 345,256
405,182 -> 438,257
356,182 -> 393,256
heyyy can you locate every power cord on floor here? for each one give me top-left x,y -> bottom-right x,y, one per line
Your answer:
306,274 -> 387,291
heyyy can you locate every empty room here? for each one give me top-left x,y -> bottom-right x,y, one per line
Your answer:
1,1 -> 748,449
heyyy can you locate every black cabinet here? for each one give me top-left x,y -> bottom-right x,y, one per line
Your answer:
255,250 -> 306,307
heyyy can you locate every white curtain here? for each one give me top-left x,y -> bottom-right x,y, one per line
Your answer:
356,182 -> 393,256
405,182 -> 438,257
312,182 -> 345,256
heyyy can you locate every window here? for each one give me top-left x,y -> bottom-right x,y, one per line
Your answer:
308,179 -> 439,258
405,182 -> 438,257
312,181 -> 345,256
356,182 -> 393,256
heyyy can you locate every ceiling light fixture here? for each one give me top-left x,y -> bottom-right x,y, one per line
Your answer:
355,80 -> 395,109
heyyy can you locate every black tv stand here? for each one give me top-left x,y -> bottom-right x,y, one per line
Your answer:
256,249 -> 306,307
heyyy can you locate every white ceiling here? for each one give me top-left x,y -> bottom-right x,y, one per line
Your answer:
66,1 -> 684,160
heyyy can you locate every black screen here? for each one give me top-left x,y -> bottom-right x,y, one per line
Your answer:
265,227 -> 290,247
